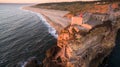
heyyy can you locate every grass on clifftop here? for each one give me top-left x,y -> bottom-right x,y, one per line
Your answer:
32,1 -> 120,15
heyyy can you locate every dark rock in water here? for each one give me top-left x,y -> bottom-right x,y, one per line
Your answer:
24,57 -> 40,67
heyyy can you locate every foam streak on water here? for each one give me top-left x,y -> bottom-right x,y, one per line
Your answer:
20,7 -> 58,38
0,4 -> 57,67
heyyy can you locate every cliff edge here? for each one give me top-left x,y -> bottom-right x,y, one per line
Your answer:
41,7 -> 120,67
24,3 -> 120,67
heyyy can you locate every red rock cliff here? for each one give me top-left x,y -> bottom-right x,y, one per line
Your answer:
42,19 -> 120,67
24,3 -> 120,67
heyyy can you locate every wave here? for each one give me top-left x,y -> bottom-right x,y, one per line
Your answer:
20,7 -> 58,38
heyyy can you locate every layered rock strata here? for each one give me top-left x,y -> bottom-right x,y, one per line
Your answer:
41,18 -> 120,67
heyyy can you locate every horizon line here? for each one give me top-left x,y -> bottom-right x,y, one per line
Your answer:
0,0 -> 100,4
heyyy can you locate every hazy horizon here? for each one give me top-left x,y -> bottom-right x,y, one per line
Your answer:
0,0 -> 97,3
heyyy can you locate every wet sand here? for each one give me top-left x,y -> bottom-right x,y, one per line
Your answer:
22,6 -> 71,33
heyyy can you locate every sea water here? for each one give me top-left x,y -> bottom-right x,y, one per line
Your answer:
0,4 -> 57,67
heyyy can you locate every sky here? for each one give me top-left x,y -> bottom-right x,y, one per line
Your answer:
0,0 -> 97,3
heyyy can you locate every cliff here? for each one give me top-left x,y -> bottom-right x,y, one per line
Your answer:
40,7 -> 120,66
41,19 -> 120,67
24,2 -> 120,67
33,1 -> 119,15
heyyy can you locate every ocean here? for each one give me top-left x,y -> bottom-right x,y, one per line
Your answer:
0,4 -> 57,67
0,3 -> 120,67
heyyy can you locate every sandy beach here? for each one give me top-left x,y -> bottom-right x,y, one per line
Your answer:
22,6 -> 71,33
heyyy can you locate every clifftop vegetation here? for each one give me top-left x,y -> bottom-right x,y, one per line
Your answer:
33,1 -> 120,15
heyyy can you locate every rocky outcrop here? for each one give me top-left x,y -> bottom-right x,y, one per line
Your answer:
40,5 -> 120,67
24,3 -> 120,67
41,17 -> 120,67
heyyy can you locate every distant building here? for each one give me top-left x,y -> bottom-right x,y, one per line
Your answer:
70,4 -> 120,30
71,16 -> 83,25
83,12 -> 111,26
71,12 -> 109,29
71,14 -> 92,30
92,13 -> 109,21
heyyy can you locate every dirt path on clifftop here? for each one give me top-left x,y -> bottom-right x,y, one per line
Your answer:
22,6 -> 71,32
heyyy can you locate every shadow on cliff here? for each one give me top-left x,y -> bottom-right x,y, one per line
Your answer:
99,29 -> 120,67
107,29 -> 120,67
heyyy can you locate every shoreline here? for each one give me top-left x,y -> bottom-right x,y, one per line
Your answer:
22,6 -> 71,33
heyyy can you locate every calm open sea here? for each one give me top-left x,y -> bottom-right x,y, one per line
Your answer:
0,4 -> 57,67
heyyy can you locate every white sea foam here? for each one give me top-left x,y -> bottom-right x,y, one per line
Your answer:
21,61 -> 27,67
20,7 -> 58,38
21,57 -> 42,67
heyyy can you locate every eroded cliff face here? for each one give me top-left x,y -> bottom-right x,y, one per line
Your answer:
41,18 -> 120,67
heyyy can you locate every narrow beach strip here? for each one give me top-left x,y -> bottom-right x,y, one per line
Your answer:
22,6 -> 71,33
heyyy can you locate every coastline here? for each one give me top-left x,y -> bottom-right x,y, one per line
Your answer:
20,3 -> 120,67
22,6 -> 71,33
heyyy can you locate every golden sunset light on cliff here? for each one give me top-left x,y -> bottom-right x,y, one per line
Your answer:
0,0 -> 97,3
